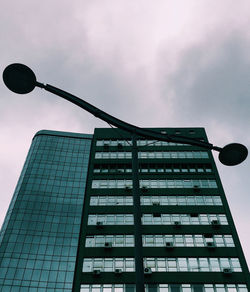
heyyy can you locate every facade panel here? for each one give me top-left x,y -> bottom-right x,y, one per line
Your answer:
74,128 -> 250,291
0,130 -> 92,291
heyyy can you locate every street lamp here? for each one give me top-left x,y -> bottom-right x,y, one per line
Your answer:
3,63 -> 248,166
3,63 -> 248,291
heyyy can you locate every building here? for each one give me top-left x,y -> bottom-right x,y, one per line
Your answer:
0,130 -> 92,291
0,128 -> 249,292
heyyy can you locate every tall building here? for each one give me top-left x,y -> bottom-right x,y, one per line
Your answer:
0,128 -> 249,292
0,130 -> 92,291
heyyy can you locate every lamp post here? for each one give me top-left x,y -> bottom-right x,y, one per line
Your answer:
3,63 -> 248,292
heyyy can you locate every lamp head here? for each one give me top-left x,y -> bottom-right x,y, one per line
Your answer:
219,143 -> 248,166
3,63 -> 36,94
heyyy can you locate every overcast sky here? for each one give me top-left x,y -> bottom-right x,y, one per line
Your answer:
1,0 -> 250,267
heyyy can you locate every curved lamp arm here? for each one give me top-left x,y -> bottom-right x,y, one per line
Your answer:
3,63 -> 248,166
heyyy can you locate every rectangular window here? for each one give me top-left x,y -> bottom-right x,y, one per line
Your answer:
80,284 -> 248,291
199,258 -> 209,271
193,285 -> 203,292
167,259 -> 177,271
169,285 -> 181,292
178,258 -> 188,271
90,179 -> 217,190
189,258 -> 199,272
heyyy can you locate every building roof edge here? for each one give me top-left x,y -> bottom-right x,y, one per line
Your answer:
33,129 -> 93,140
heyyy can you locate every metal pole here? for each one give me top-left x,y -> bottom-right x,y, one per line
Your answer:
131,134 -> 145,292
39,84 -> 221,151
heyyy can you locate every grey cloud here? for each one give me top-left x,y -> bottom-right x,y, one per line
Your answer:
156,33 -> 250,264
159,34 -> 250,134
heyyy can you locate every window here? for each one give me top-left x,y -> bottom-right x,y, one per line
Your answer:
141,214 -> 228,225
144,257 -> 241,272
82,258 -> 135,272
94,151 -> 209,160
199,258 -> 209,271
136,139 -> 189,147
210,258 -> 220,272
88,214 -> 134,225
140,196 -> 222,206
193,285 -> 203,292
80,284 -> 248,292
95,152 -> 132,159
91,179 -> 218,189
178,258 -> 188,271
96,140 -> 131,147
138,151 -> 209,159
93,164 -> 132,174
90,196 -> 133,206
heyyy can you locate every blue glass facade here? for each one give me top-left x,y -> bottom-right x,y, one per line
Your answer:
0,130 -> 92,291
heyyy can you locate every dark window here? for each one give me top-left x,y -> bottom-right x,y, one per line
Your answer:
170,284 -> 181,292
190,213 -> 198,217
148,284 -> 157,292
193,284 -> 203,292
125,284 -> 135,292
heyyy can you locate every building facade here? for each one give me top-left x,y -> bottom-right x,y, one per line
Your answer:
0,128 -> 249,292
0,130 -> 92,291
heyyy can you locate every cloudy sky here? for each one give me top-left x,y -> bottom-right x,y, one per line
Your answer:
1,0 -> 250,266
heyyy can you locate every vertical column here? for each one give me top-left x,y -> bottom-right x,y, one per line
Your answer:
131,134 -> 145,292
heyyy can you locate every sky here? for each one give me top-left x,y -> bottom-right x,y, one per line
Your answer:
1,0 -> 250,266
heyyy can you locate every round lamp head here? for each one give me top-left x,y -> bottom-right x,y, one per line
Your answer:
3,63 -> 36,94
219,143 -> 248,166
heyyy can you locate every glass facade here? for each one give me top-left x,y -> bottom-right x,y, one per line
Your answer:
0,130 -> 92,291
